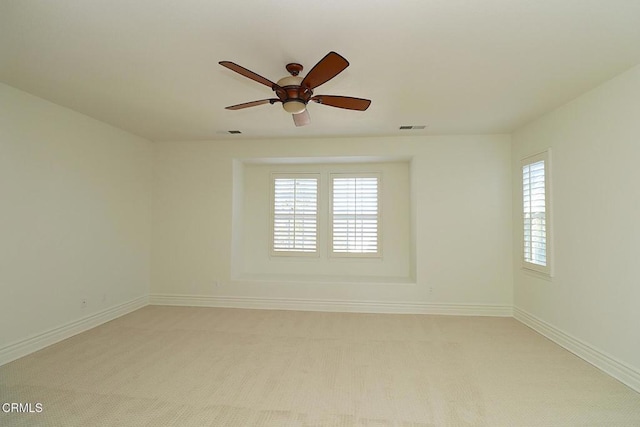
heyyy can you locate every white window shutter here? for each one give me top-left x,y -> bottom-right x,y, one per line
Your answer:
331,175 -> 380,255
522,153 -> 550,273
272,177 -> 318,253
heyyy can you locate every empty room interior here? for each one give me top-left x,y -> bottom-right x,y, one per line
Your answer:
2,1 -> 640,426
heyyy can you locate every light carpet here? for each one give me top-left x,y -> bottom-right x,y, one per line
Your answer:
1,306 -> 639,426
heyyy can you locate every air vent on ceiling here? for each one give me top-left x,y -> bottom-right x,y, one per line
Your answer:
228,130 -> 242,134
399,125 -> 427,130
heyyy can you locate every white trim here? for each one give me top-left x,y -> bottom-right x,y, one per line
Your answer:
150,294 -> 512,316
514,306 -> 640,393
0,295 -> 148,367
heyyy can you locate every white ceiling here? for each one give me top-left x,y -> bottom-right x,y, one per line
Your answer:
2,0 -> 640,141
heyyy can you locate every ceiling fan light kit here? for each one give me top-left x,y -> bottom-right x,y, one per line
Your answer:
282,100 -> 306,114
219,51 -> 371,126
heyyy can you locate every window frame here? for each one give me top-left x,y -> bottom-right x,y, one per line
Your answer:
328,172 -> 382,259
521,149 -> 553,276
270,172 -> 320,257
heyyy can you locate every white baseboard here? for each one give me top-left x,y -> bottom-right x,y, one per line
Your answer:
0,295 -> 148,367
150,294 -> 513,317
514,306 -> 640,393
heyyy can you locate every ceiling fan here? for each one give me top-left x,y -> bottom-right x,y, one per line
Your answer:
219,51 -> 371,127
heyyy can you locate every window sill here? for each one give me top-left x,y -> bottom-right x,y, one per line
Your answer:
521,266 -> 553,281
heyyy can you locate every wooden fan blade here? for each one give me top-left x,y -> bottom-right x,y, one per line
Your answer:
219,61 -> 280,90
311,95 -> 371,111
301,52 -> 349,90
225,99 -> 280,110
293,109 -> 310,127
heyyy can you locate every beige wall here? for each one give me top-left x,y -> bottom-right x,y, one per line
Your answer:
512,65 -> 640,373
152,135 -> 513,307
0,83 -> 152,349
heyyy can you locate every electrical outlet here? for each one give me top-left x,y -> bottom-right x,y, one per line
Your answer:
428,286 -> 434,294
213,280 -> 220,288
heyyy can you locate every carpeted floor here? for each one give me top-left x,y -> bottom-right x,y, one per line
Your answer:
1,306 -> 639,426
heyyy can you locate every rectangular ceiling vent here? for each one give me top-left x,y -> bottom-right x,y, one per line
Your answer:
399,125 -> 427,130
228,130 -> 242,134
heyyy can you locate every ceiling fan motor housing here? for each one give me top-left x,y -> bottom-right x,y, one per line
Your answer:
276,75 -> 310,114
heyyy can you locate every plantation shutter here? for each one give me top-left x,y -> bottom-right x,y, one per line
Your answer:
331,175 -> 380,255
272,176 -> 318,253
523,160 -> 546,266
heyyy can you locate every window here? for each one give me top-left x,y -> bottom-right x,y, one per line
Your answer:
271,174 -> 319,255
330,174 -> 380,257
240,160 -> 412,282
269,170 -> 385,260
522,150 -> 552,275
